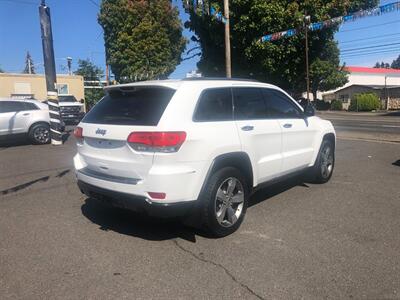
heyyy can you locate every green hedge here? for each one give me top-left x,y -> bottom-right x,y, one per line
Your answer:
349,93 -> 381,111
331,100 -> 343,111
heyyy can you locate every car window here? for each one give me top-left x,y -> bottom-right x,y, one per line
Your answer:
233,88 -> 268,120
262,89 -> 302,118
0,101 -> 26,113
194,88 -> 233,122
23,102 -> 39,110
82,87 -> 175,126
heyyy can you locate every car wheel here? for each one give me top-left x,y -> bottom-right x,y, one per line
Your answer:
200,167 -> 248,237
29,123 -> 50,145
311,139 -> 335,184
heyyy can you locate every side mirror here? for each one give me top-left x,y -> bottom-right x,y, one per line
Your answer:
304,103 -> 315,117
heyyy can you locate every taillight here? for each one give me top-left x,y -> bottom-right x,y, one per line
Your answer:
74,126 -> 83,138
127,132 -> 186,153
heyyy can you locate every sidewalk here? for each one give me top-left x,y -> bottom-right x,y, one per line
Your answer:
317,110 -> 400,117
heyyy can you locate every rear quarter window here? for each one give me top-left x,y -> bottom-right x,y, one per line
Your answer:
193,88 -> 233,122
82,87 -> 176,126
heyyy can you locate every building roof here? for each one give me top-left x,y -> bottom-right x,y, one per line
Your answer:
345,66 -> 400,74
323,84 -> 400,96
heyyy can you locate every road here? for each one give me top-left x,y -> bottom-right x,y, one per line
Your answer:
318,111 -> 400,143
0,121 -> 400,299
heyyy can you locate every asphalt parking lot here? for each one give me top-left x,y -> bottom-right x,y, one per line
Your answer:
1,122 -> 399,299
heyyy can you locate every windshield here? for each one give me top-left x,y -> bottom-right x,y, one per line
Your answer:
58,95 -> 78,102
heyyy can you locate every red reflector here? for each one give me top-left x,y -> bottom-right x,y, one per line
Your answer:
127,132 -> 186,147
74,126 -> 83,138
148,192 -> 166,200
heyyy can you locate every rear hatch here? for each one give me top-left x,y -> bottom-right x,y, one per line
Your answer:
77,86 -> 176,181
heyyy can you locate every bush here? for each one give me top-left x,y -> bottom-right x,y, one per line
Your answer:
349,93 -> 381,111
315,100 -> 331,111
331,100 -> 343,111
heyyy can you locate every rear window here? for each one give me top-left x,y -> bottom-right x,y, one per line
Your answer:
82,87 -> 175,126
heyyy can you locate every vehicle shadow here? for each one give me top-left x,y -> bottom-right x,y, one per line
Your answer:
249,176 -> 307,208
81,198 -> 199,242
383,111 -> 400,117
80,176 -> 307,242
393,160 -> 400,167
0,137 -> 31,149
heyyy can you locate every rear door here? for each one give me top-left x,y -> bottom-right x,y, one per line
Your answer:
0,101 -> 31,135
233,87 -> 283,185
263,89 -> 317,173
77,87 -> 176,180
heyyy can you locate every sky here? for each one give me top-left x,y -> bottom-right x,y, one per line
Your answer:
0,0 -> 399,79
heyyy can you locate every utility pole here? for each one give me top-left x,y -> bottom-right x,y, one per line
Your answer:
67,57 -> 72,75
39,0 -> 62,145
105,63 -> 109,86
223,0 -> 231,78
304,15 -> 311,102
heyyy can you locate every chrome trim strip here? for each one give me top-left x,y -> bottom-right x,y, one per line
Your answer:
78,167 -> 140,185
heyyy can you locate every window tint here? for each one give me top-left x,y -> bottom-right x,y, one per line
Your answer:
23,102 -> 39,110
262,89 -> 302,118
0,101 -> 26,113
82,87 -> 175,126
233,88 -> 268,120
194,88 -> 233,121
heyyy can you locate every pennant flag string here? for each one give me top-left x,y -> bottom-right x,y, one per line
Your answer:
260,1 -> 400,43
210,6 -> 227,24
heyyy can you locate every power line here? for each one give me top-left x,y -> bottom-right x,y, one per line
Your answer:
0,0 -> 36,5
341,49 -> 399,58
339,32 -> 400,44
87,0 -> 99,7
338,20 -> 400,33
341,42 -> 400,53
341,47 -> 400,56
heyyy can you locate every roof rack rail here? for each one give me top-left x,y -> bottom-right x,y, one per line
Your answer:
181,77 -> 260,82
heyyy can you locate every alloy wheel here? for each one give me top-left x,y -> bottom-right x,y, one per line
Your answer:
215,177 -> 244,227
34,127 -> 50,144
321,145 -> 334,179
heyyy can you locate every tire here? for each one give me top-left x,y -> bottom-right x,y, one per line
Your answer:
29,123 -> 50,145
200,167 -> 249,237
310,139 -> 335,184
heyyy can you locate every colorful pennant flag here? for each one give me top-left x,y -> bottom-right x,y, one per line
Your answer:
260,1 -> 400,43
210,5 -> 227,23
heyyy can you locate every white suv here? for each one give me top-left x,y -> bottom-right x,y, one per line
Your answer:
0,99 -> 53,144
74,79 -> 335,237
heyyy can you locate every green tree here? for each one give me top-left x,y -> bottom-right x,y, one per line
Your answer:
186,0 -> 378,96
373,62 -> 381,68
98,0 -> 186,82
331,100 -> 343,111
310,40 -> 348,100
0,66 -> 3,73
391,55 -> 400,69
74,59 -> 105,109
349,93 -> 381,111
23,51 -> 35,74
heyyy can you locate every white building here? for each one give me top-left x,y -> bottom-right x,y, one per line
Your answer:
322,66 -> 400,110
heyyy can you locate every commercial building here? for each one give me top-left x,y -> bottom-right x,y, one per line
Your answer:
0,73 -> 84,101
322,67 -> 400,110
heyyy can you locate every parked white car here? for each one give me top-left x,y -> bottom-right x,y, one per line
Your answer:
74,79 -> 336,237
0,99 -> 53,144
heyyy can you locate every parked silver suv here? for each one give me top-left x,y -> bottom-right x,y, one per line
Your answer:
0,99 -> 55,144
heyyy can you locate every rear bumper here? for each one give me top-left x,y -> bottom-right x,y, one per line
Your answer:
77,180 -> 196,218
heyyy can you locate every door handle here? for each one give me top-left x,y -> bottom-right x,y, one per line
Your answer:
241,125 -> 254,131
283,123 -> 292,128
23,113 -> 30,116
